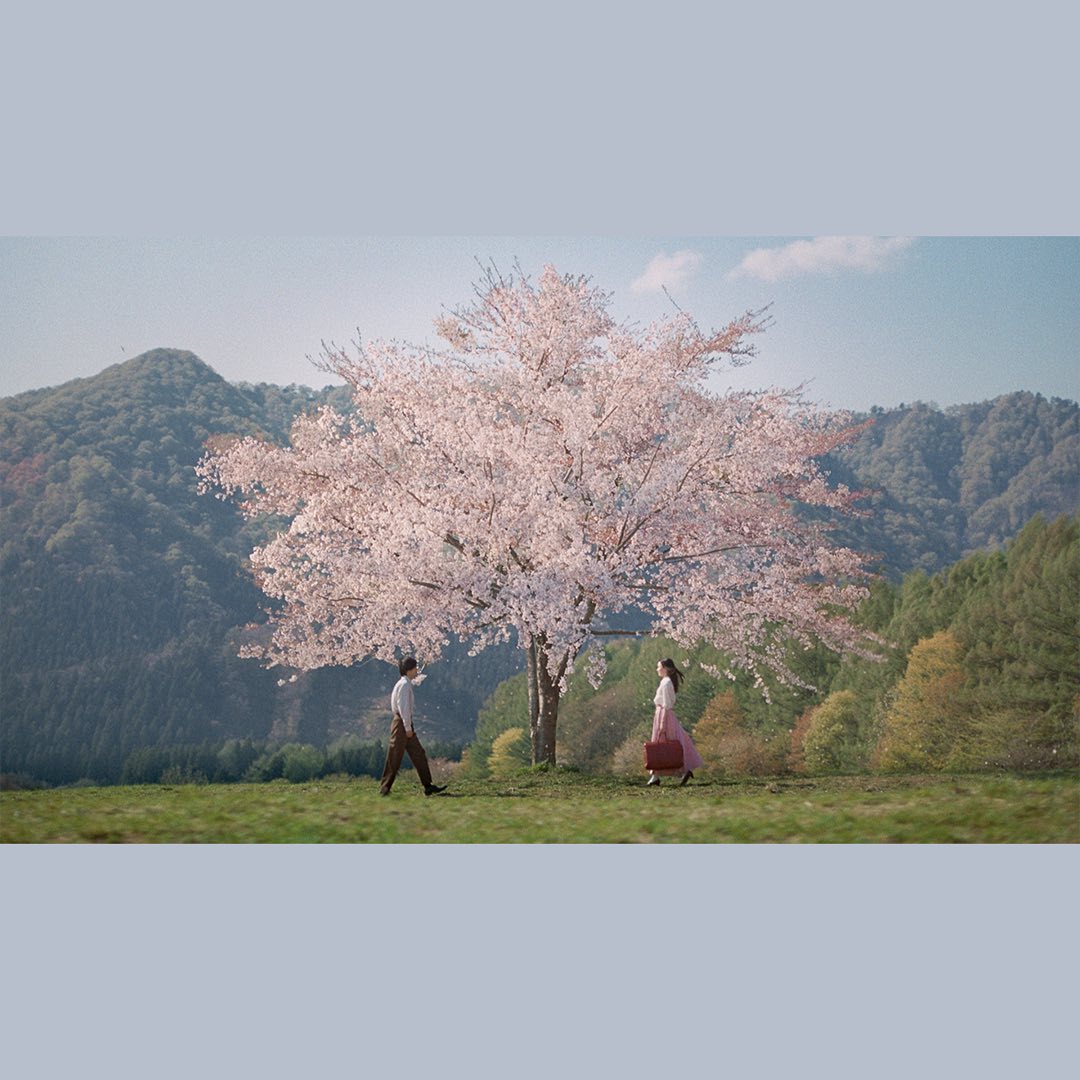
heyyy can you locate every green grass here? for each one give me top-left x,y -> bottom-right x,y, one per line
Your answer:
3,770 -> 1077,843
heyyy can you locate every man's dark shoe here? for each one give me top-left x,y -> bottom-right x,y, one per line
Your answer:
424,784 -> 447,796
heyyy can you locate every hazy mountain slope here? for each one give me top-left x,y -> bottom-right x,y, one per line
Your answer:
823,392 -> 1079,576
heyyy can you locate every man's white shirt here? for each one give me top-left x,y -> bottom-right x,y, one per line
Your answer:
391,676 -> 414,730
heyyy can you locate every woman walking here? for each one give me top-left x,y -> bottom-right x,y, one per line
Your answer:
646,658 -> 703,787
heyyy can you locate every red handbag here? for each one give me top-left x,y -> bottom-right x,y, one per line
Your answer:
644,739 -> 684,771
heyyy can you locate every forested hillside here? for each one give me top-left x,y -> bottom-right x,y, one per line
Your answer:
1,350 -> 1076,785
824,393 -> 1079,576
0,351 -> 516,784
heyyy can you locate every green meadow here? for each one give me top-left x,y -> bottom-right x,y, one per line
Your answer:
2,770 -> 1076,843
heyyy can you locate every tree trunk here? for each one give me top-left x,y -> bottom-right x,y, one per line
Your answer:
527,636 -> 541,763
528,635 -> 561,766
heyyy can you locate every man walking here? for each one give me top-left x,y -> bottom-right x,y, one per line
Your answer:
380,657 -> 447,797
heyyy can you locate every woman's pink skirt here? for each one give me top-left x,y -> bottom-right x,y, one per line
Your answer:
649,706 -> 704,775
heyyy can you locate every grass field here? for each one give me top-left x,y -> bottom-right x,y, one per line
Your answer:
2,769 -> 1077,843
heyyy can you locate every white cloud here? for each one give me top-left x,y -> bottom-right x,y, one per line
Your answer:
630,249 -> 704,294
729,236 -> 915,282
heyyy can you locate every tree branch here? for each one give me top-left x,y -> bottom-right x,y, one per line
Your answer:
656,543 -> 771,564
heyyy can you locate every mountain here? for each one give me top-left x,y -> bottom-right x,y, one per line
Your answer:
1,352 -> 1077,783
0,351 -> 516,783
823,393 -> 1079,577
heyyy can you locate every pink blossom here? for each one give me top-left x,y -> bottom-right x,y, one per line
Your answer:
199,264 -> 876,759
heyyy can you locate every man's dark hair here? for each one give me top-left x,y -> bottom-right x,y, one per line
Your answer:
399,656 -> 418,676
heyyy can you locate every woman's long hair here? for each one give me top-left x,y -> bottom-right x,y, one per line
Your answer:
660,658 -> 685,693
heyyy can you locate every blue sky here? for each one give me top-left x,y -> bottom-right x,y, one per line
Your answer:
2,236 -> 1077,410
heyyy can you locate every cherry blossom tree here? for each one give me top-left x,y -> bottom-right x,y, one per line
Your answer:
199,264 -> 874,764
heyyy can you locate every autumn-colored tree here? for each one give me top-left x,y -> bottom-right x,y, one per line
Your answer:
692,690 -> 743,767
693,689 -> 789,776
798,689 -> 860,773
875,630 -> 971,771
610,723 -> 654,776
488,727 -> 530,778
200,265 -> 873,764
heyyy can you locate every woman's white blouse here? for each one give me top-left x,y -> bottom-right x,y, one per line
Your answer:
654,677 -> 676,710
